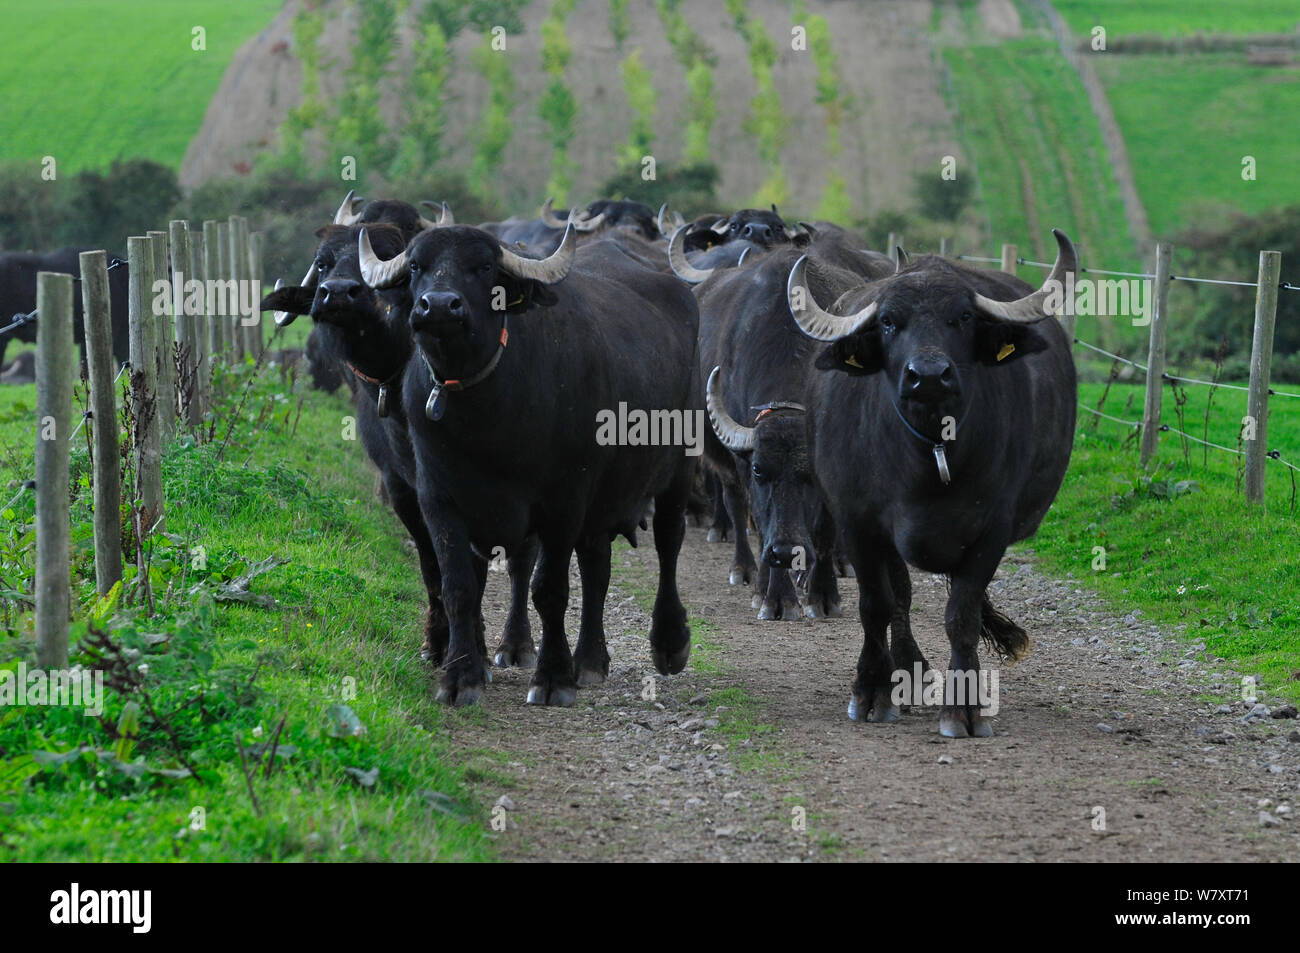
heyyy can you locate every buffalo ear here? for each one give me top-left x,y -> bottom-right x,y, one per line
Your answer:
497,274 -> 557,313
813,332 -> 883,376
974,317 -> 1051,366
260,285 -> 315,315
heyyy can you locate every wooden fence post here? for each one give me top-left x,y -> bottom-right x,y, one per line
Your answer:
1000,243 -> 1018,276
169,220 -> 196,426
203,220 -> 223,361
1139,242 -> 1172,466
127,236 -> 164,550
247,229 -> 264,358
217,221 -> 233,361
1245,249 -> 1282,504
939,237 -> 951,258
147,230 -> 176,442
78,251 -> 122,595
227,217 -> 246,362
188,226 -> 210,425
34,272 -> 74,668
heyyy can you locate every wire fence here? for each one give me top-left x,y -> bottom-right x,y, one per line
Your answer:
955,240 -> 1297,498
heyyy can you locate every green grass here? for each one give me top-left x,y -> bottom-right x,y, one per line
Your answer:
1052,1 -> 1300,37
1024,379 -> 1300,707
0,0 -> 282,174
942,39 -> 1139,274
1096,54 -> 1300,238
0,364 -> 494,861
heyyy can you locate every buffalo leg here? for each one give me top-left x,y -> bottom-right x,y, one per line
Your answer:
572,533 -> 612,687
494,538 -> 538,669
804,507 -> 842,620
939,527 -> 1012,738
843,533 -> 898,724
758,564 -> 800,621
421,503 -> 487,707
527,535 -> 579,707
707,473 -> 730,542
885,550 -> 925,673
722,479 -> 756,586
649,464 -> 691,675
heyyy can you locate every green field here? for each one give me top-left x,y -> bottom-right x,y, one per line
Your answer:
0,0 -> 281,174
0,364 -> 493,861
1052,1 -> 1300,37
1025,379 -> 1300,707
941,39 -> 1140,270
1096,53 -> 1300,238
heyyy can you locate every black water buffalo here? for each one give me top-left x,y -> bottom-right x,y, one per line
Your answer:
0,248 -> 130,369
262,207 -> 538,673
697,246 -> 921,662
787,229 -> 1079,737
668,207 -> 818,284
295,192 -> 451,394
484,198 -> 608,256
358,223 -> 699,707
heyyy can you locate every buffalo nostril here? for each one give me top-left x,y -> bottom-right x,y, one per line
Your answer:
447,296 -> 463,315
415,295 -> 432,315
940,366 -> 955,386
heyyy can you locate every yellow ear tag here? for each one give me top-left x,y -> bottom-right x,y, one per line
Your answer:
996,342 -> 1015,362
845,354 -> 864,368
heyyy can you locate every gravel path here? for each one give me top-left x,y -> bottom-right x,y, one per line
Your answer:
446,523 -> 1298,861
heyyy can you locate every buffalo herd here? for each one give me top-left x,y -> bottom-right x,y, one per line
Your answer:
3,192 -> 1078,737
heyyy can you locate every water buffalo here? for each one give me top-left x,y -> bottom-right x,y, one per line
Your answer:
262,204 -> 538,673
698,245 -> 922,666
0,248 -> 130,369
787,229 -> 1078,737
359,223 -> 700,707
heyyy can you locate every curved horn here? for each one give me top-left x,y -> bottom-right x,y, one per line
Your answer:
420,200 -> 454,227
895,246 -> 909,271
498,223 -> 576,284
657,203 -> 673,237
709,218 -> 731,235
273,260 -> 319,327
706,367 -> 755,453
973,228 -> 1078,322
358,228 -> 410,289
787,255 -> 877,341
787,221 -> 818,242
668,225 -> 715,283
334,189 -> 362,226
738,247 -> 750,266
539,197 -> 567,229
571,210 -> 606,233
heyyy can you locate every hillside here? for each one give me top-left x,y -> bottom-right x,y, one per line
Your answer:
0,0 -> 282,174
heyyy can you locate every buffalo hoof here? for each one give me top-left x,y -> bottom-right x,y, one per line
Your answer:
420,644 -> 442,665
939,705 -> 993,739
651,642 -> 690,676
493,641 -> 538,670
804,599 -> 843,621
847,688 -> 899,724
436,675 -> 485,708
757,597 -> 801,621
729,564 -> 753,586
526,678 -> 577,707
750,593 -> 763,610
707,527 -> 727,543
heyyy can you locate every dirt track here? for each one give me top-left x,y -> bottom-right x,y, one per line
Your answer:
445,520 -> 1299,862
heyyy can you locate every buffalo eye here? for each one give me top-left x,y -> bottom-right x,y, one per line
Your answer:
730,222 -> 739,233
962,311 -> 973,322
879,315 -> 895,333
751,463 -> 769,485
409,261 -> 420,275
476,262 -> 493,276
